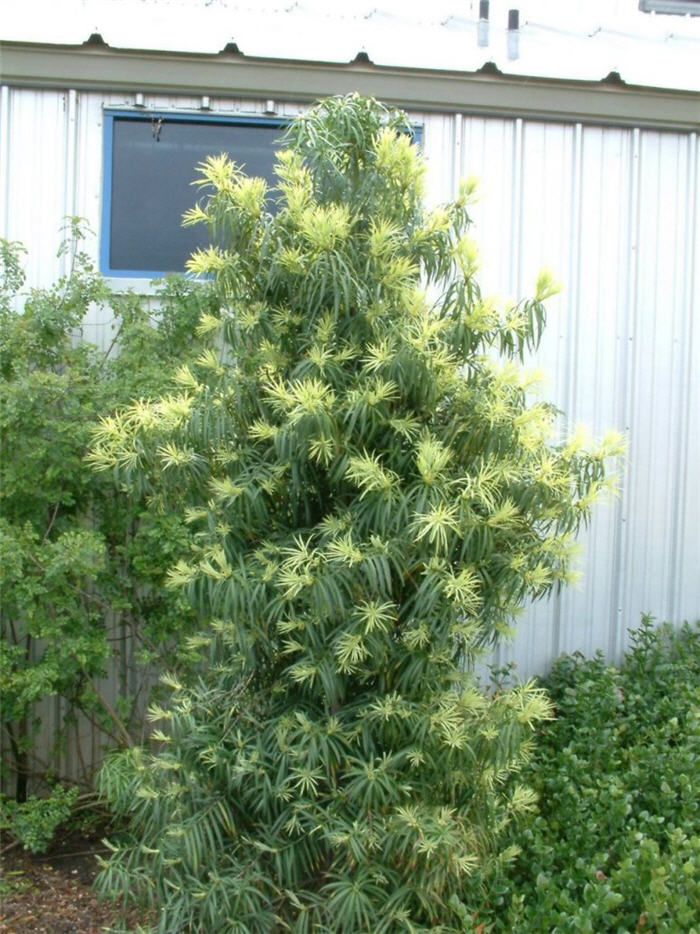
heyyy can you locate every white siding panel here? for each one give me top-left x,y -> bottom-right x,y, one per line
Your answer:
420,111 -> 456,208
2,89 -> 69,289
458,116 -> 519,299
0,86 -> 11,235
492,123 -> 699,675
1,89 -> 698,778
679,135 -> 700,627
554,125 -> 632,662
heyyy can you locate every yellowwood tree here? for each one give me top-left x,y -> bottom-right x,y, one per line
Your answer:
92,95 -> 621,932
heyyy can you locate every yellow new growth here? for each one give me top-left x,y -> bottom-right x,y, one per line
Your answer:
364,378 -> 399,407
456,175 -> 479,206
416,435 -> 453,486
265,376 -> 335,421
423,208 -> 450,234
453,235 -> 480,278
308,435 -> 335,466
345,453 -> 398,496
442,567 -> 481,613
208,476 -> 244,500
186,246 -> 227,275
510,682 -> 555,728
174,365 -> 200,390
192,153 -> 239,192
157,443 -> 199,470
379,255 -> 418,294
356,600 -> 396,634
231,176 -> 267,218
412,502 -> 461,552
535,266 -> 562,301
275,149 -> 313,220
368,693 -> 408,721
466,296 -> 499,332
181,203 -> 208,227
278,247 -> 306,275
155,393 -> 193,424
298,203 -> 351,252
195,313 -> 222,337
195,348 -> 225,377
199,545 -> 232,581
597,430 -> 627,460
325,533 -> 364,567
563,423 -> 593,458
510,784 -> 539,814
486,499 -> 519,529
367,218 -> 402,259
362,338 -> 395,373
515,405 -> 554,451
334,632 -> 369,672
373,127 -> 426,193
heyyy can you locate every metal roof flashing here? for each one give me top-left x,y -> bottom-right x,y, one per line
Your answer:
0,39 -> 698,131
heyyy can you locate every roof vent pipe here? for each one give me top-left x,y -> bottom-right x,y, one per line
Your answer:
507,8 -> 520,60
477,0 -> 490,47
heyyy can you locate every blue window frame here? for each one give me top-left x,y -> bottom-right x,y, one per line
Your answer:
101,109 -> 424,279
100,110 -> 286,278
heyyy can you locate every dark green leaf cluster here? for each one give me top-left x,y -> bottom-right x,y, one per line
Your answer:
0,783 -> 78,853
476,617 -> 699,932
92,95 -> 620,932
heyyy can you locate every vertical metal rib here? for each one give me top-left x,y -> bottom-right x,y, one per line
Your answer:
452,111 -> 463,197
61,89 -> 79,278
0,86 -> 10,238
510,117 -> 524,296
610,126 -> 641,659
669,131 -> 698,623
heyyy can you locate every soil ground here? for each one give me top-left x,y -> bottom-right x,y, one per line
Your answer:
0,831 -> 145,934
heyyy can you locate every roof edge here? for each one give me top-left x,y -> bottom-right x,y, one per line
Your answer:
1,40 -> 699,130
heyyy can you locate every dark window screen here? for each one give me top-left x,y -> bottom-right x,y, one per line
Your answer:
109,117 -> 282,273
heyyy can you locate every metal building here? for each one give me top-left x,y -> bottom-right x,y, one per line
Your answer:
1,0 -> 698,783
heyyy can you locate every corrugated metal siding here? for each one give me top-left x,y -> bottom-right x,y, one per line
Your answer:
420,112 -> 699,674
1,87 -> 698,783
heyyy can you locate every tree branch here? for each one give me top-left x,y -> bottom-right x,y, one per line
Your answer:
74,660 -> 134,749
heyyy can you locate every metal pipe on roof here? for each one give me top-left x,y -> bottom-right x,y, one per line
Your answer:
477,0 -> 490,47
507,8 -> 520,60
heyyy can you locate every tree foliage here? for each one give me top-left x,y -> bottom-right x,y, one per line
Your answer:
92,95 -> 622,932
0,223 -> 215,806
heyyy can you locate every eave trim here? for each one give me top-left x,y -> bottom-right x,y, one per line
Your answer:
1,40 -> 699,130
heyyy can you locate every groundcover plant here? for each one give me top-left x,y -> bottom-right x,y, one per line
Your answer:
91,95 -> 622,933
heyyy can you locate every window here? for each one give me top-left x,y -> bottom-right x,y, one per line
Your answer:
100,111 -> 285,278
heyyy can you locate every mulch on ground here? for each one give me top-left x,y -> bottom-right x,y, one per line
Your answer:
0,831 -> 146,934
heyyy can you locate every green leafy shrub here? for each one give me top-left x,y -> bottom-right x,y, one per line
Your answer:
0,221 -> 218,814
92,95 -> 620,933
0,784 -> 79,853
478,618 -> 700,932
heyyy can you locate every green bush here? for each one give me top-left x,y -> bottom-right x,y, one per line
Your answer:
0,222 -> 217,817
0,783 -> 79,853
93,95 -> 620,933
477,618 -> 700,932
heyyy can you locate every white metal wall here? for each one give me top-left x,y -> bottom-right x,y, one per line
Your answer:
420,112 -> 699,673
0,87 -> 697,702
